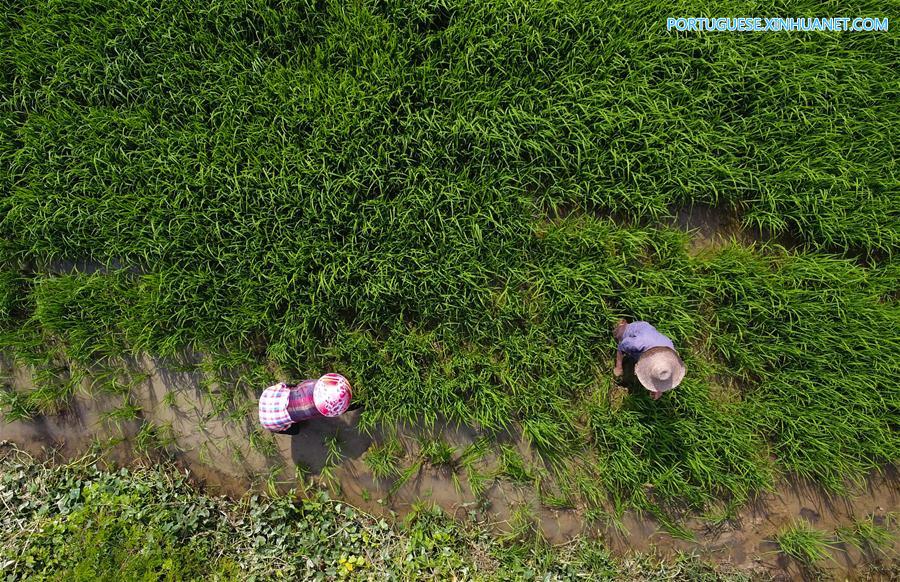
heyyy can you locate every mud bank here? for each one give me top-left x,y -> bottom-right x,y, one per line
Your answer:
1,354 -> 896,580
668,203 -> 801,254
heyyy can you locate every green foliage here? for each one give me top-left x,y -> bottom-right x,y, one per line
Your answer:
0,446 -> 749,581
23,502 -> 235,581
835,515 -> 895,556
774,520 -> 834,566
363,436 -> 405,480
419,436 -> 457,469
0,0 -> 898,518
133,420 -> 178,454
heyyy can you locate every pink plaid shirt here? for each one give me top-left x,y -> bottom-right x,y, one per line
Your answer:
287,380 -> 319,422
259,380 -> 321,432
259,382 -> 293,432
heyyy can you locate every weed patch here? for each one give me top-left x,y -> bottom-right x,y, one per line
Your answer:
0,445 -> 753,581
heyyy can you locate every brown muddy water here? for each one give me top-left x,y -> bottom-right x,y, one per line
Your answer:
1,354 -> 896,581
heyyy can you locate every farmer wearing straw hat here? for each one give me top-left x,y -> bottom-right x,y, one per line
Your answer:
258,373 -> 353,435
613,320 -> 686,400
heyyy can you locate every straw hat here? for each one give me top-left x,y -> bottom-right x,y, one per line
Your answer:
313,373 -> 352,417
634,347 -> 686,394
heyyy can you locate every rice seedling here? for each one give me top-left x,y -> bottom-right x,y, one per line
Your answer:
294,463 -> 315,497
835,515 -> 894,557
448,470 -> 464,496
226,400 -> 255,424
773,520 -> 835,566
418,437 -> 457,470
319,464 -> 342,496
458,437 -> 490,472
197,442 -> 212,465
26,365 -> 81,414
539,486 -> 574,511
584,508 -> 627,537
462,467 -> 488,501
500,503 -> 544,547
657,516 -> 696,542
85,365 -> 150,398
87,435 -> 126,457
0,388 -> 36,422
230,443 -> 247,466
264,464 -> 284,498
570,466 -> 607,510
363,437 -> 404,480
0,0 -> 896,525
248,428 -> 279,458
390,458 -> 424,496
497,445 -> 534,486
700,503 -> 740,532
161,390 -> 178,409
134,421 -> 177,454
99,401 -> 142,430
323,434 -> 343,468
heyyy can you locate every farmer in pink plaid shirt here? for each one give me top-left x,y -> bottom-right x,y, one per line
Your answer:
258,373 -> 353,435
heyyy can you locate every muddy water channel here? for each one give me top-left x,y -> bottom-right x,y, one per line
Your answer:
1,354 -> 896,580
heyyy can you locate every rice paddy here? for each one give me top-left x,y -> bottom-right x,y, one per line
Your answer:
0,0 -> 898,526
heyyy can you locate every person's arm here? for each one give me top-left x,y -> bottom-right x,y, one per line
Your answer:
650,390 -> 661,400
613,320 -> 628,377
276,423 -> 302,435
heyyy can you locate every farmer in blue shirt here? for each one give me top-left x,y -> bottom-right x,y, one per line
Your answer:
613,320 -> 686,400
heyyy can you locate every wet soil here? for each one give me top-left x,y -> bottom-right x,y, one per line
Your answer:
1,355 -> 896,580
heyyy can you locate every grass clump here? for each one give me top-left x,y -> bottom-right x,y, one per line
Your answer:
98,401 -> 141,429
247,427 -> 279,457
363,436 -> 405,480
835,515 -> 895,557
419,436 -> 457,469
133,420 -> 177,454
773,520 -> 834,566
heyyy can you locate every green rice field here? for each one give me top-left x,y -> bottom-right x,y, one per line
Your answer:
1,0 -> 898,523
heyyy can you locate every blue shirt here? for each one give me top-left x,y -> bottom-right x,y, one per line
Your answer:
617,321 -> 675,358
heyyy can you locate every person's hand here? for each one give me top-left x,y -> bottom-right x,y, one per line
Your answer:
613,364 -> 623,377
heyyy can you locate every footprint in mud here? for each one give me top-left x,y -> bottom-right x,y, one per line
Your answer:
798,507 -> 821,524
